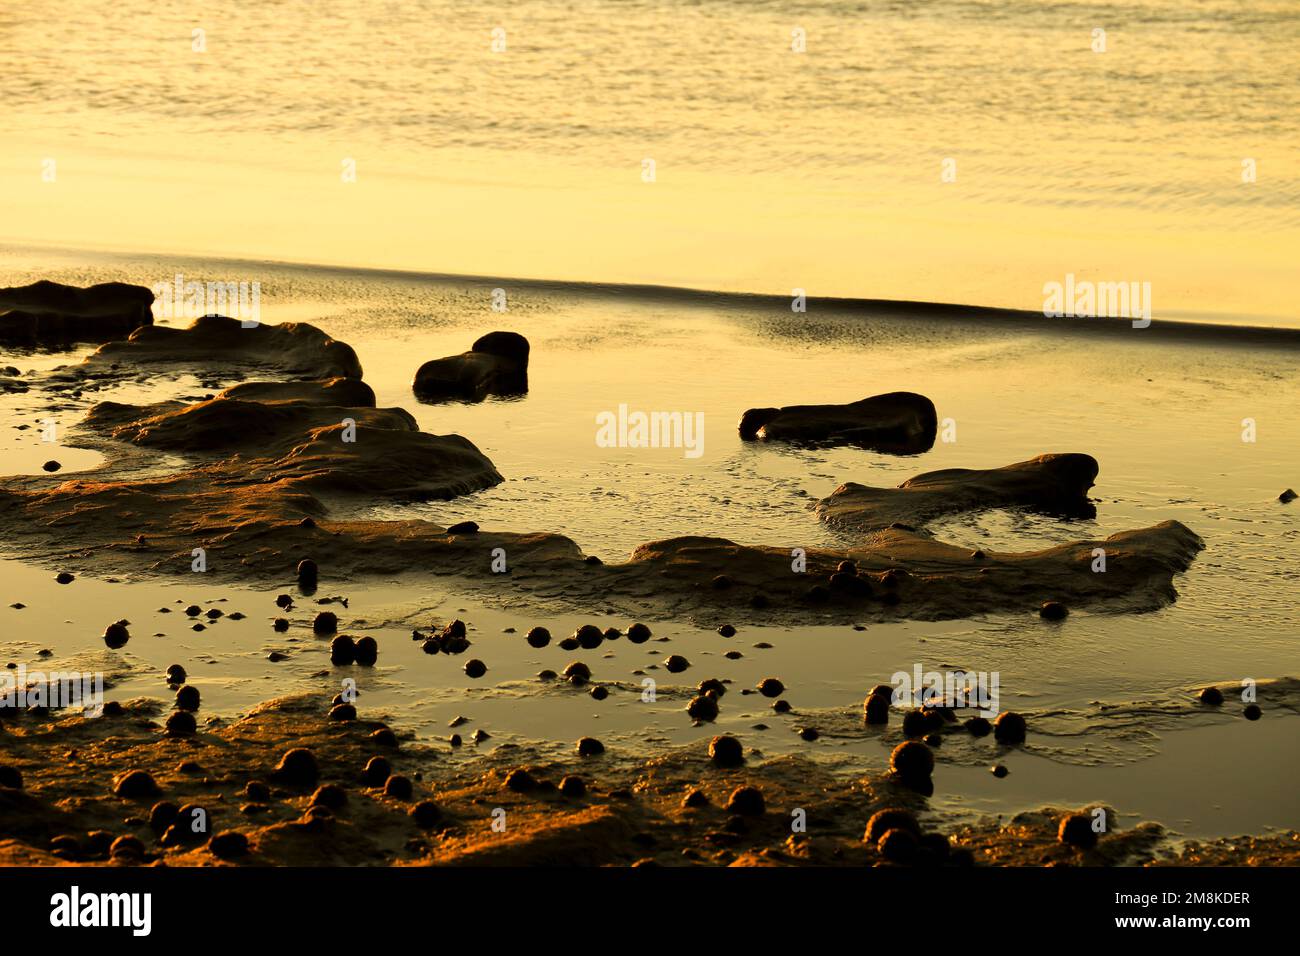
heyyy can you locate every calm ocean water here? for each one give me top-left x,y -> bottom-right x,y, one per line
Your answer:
3,0 -> 1299,315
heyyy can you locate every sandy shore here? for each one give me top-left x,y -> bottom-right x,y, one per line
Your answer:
2,276 -> 1297,867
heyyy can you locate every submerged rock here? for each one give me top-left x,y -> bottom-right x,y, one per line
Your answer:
84,315 -> 362,380
816,453 -> 1100,533
738,391 -> 937,454
889,741 -> 934,782
412,331 -> 530,402
993,711 -> 1027,744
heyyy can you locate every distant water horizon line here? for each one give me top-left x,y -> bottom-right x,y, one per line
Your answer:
5,239 -> 1300,349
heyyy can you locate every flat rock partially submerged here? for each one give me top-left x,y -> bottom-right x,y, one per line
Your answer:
0,280 -> 154,346
412,331 -> 529,402
739,391 -> 938,453
816,453 -> 1100,532
66,315 -> 362,382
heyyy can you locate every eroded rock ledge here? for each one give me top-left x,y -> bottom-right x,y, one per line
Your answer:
0,280 -> 154,346
0,316 -> 1202,624
815,453 -> 1101,532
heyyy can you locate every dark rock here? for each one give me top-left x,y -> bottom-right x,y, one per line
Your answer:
362,757 -> 392,787
209,831 -> 250,859
717,624 -> 736,637
993,711 -> 1027,744
1244,704 -> 1262,720
664,655 -> 690,673
328,703 -> 357,721
1039,601 -> 1069,621
149,801 -> 179,833
877,827 -> 919,862
688,695 -> 719,721
383,775 -> 413,800
113,769 -> 160,799
864,693 -> 890,724
526,626 -> 551,648
297,558 -> 318,587
165,711 -> 197,737
562,661 -> 591,681
354,636 -> 378,666
1198,686 -> 1224,706
330,635 -> 356,665
725,786 -> 765,815
165,663 -> 187,684
576,737 -> 604,757
626,622 -> 652,644
412,331 -> 529,401
242,781 -> 270,801
965,716 -> 992,737
313,611 -> 338,635
683,789 -> 709,808
575,624 -> 604,649
698,678 -> 726,697
55,571 -> 74,584
0,280 -> 154,346
410,801 -> 441,828
175,684 -> 201,711
864,808 -> 920,844
889,741 -> 934,781
110,835 -> 146,859
708,735 -> 744,767
464,659 -> 487,678
1058,813 -> 1097,849
757,677 -> 784,698
310,784 -> 347,809
273,748 -> 319,786
273,618 -> 290,632
447,520 -> 479,534
559,775 -> 586,797
103,621 -> 130,649
505,768 -> 538,792
739,391 -> 938,453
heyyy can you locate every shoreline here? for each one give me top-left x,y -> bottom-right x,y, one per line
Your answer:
5,241 -> 1299,346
